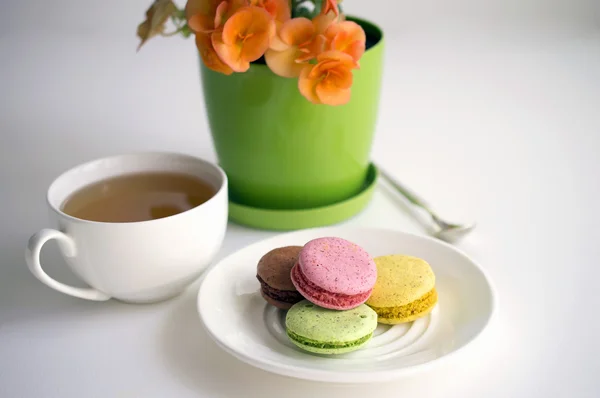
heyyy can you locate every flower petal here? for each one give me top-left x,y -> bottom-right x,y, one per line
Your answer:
220,9 -> 245,45
213,1 -> 229,29
327,66 -> 353,89
265,47 -> 306,78
244,20 -> 276,61
295,33 -> 326,63
298,65 -> 321,104
196,32 -> 233,75
326,21 -> 366,61
270,21 -> 289,51
313,13 -> 337,35
321,0 -> 340,17
250,0 -> 291,23
299,49 -> 356,106
274,0 -> 291,23
221,6 -> 274,62
186,0 -> 219,20
188,13 -> 214,33
317,50 -> 357,69
316,83 -> 350,106
279,18 -> 314,46
212,30 -> 249,72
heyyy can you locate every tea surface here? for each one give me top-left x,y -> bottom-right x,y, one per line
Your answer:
61,172 -> 215,222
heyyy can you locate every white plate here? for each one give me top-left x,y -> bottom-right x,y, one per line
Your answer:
197,227 -> 496,383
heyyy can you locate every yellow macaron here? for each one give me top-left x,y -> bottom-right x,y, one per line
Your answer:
366,255 -> 438,324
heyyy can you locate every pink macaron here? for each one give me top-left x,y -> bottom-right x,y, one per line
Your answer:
291,237 -> 377,310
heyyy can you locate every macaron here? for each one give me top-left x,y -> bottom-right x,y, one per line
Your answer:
366,254 -> 438,324
291,237 -> 377,310
256,246 -> 304,309
285,299 -> 378,355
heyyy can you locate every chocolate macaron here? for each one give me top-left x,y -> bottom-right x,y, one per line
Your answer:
257,246 -> 304,309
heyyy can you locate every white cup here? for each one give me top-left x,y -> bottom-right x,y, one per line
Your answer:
25,152 -> 228,303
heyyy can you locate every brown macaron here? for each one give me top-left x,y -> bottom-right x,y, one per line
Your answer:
256,246 -> 304,310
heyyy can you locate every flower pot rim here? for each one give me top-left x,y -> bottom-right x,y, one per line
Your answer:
345,15 -> 384,50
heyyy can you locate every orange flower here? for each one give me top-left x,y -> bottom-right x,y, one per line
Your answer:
186,1 -> 246,75
187,0 -> 246,33
325,20 -> 365,63
185,0 -> 220,21
265,14 -> 336,78
321,0 -> 340,16
298,51 -> 357,106
249,0 -> 290,23
212,6 -> 276,72
312,12 -> 338,34
265,18 -> 315,77
196,32 -> 234,75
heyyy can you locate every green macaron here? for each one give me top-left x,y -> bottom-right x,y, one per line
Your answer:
285,300 -> 378,355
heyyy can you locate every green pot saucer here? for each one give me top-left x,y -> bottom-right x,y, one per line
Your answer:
228,163 -> 378,231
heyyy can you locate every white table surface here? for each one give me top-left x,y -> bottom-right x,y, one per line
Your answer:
1,1 -> 599,397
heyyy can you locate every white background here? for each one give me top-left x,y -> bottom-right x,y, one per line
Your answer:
1,0 -> 599,396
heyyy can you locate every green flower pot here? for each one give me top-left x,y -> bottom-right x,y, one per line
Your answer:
200,17 -> 384,210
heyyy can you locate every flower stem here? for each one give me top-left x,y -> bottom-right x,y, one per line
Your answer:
161,28 -> 184,37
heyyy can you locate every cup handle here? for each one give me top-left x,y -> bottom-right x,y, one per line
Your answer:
25,229 -> 111,301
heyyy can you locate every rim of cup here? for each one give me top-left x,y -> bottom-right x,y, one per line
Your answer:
46,151 -> 228,226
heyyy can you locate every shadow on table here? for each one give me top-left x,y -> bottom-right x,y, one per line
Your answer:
160,292 -> 384,396
0,222 -> 266,326
0,235 -> 175,326
159,292 -> 487,397
377,180 -> 438,236
161,292 -> 291,395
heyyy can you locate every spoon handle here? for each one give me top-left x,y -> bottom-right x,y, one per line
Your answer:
377,165 -> 433,212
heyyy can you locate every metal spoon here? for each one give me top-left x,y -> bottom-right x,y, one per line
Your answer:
377,165 -> 476,243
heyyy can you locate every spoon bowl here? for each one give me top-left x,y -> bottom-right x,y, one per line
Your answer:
377,164 -> 476,243
433,222 -> 477,243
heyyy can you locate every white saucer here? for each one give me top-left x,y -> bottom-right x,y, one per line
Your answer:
197,227 -> 496,383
